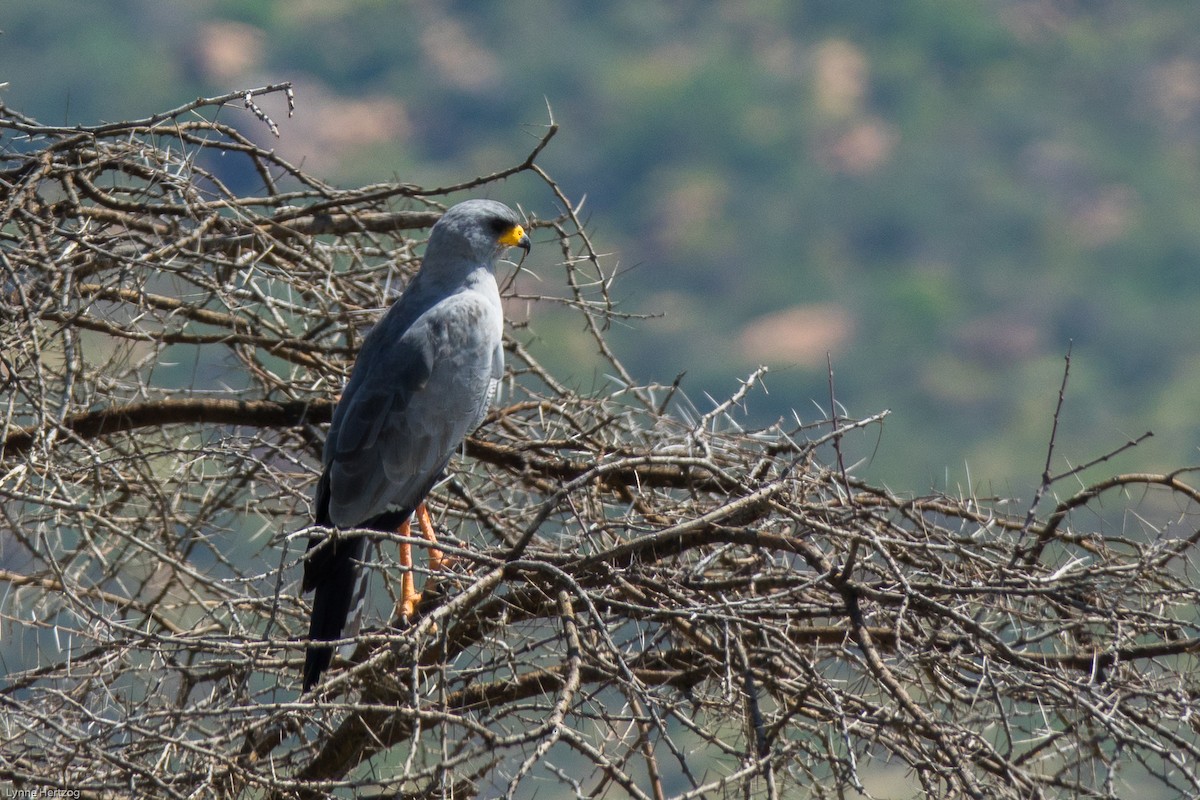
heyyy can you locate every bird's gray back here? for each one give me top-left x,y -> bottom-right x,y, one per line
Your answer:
322,271 -> 503,527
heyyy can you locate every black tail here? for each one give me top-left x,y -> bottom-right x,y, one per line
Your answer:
301,476 -> 411,690
302,533 -> 367,691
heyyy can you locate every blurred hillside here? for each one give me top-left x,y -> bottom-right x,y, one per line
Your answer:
5,0 -> 1200,494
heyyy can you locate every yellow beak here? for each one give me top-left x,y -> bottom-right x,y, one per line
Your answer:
499,224 -> 532,252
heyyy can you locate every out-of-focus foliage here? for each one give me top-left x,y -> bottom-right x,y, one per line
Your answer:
3,0 -> 1200,489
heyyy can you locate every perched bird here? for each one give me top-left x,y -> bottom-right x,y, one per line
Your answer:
302,199 -> 530,690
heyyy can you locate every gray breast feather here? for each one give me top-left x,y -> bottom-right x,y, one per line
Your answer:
322,288 -> 502,528
472,339 -> 506,431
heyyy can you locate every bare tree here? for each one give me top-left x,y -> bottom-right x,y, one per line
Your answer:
2,84 -> 1200,799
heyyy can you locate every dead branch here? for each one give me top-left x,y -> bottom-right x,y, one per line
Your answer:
2,88 -> 1199,800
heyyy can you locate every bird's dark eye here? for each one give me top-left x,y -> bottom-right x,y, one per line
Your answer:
487,216 -> 511,235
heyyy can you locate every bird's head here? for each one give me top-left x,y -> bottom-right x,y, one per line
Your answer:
426,199 -> 531,266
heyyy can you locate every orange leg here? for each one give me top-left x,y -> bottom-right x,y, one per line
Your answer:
415,502 -> 445,572
397,517 -> 419,620
396,501 -> 444,620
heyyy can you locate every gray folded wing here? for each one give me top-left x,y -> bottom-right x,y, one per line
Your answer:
322,288 -> 503,528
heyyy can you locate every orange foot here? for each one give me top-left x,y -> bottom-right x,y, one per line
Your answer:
396,502 -> 444,620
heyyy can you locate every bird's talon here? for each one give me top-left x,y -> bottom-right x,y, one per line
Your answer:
398,592 -> 422,621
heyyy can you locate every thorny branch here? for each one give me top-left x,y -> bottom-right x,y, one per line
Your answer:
2,87 -> 1200,799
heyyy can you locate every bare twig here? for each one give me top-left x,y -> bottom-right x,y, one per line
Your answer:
3,91 -> 1200,800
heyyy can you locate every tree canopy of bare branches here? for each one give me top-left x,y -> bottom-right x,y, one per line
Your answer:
3,84 -> 1200,799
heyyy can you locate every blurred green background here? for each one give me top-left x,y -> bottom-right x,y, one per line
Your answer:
6,0 -> 1200,496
